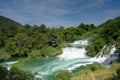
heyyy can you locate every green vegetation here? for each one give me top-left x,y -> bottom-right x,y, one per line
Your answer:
0,48 -> 11,61
0,66 -> 34,80
85,17 -> 120,57
71,62 -> 120,80
0,66 -> 8,80
0,15 -> 120,58
28,46 -> 62,58
53,62 -> 120,80
0,16 -> 95,60
54,70 -> 73,80
0,15 -> 120,80
83,64 -> 104,71
53,16 -> 120,80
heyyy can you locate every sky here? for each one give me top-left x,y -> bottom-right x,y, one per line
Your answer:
0,0 -> 120,27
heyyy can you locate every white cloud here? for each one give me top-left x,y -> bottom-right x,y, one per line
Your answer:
82,0 -> 113,8
0,0 -> 117,27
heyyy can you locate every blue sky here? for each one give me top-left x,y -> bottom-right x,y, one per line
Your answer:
0,0 -> 120,27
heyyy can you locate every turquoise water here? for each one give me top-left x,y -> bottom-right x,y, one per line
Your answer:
0,57 -> 89,80
0,40 -> 92,80
17,57 -> 90,80
0,40 -> 117,80
0,57 -> 26,69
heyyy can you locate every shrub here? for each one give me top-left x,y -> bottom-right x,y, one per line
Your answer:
10,67 -> 34,80
54,70 -> 73,80
28,46 -> 62,58
84,64 -> 104,71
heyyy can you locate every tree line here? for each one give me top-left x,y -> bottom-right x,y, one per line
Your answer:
0,16 -> 95,60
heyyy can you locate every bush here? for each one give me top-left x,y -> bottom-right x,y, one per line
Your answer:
28,46 -> 62,58
0,66 -> 34,80
116,68 -> 120,78
54,70 -> 73,80
0,48 -> 11,61
86,36 -> 105,57
0,66 -> 9,80
10,67 -> 34,80
84,64 -> 104,71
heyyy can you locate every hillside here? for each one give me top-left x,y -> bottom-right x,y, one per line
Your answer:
53,16 -> 120,80
0,15 -> 120,80
72,17 -> 120,80
71,63 -> 120,80
84,16 -> 120,57
0,15 -> 120,60
0,15 -> 22,27
0,15 -> 95,61
0,16 -> 23,61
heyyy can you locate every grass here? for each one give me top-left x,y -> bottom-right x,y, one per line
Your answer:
71,62 -> 120,80
0,48 -> 11,61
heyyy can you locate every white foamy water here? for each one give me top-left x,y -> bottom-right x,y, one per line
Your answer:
58,40 -> 89,60
89,45 -> 117,64
1,61 -> 18,70
58,41 -> 118,72
57,47 -> 88,60
0,40 -> 118,80
70,40 -> 88,47
57,40 -> 90,72
66,62 -> 93,71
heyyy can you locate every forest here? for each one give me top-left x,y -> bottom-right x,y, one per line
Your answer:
0,15 -> 95,60
0,15 -> 120,80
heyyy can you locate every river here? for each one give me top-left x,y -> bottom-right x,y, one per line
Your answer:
0,40 -> 118,80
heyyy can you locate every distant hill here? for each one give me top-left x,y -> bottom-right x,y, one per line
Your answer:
99,16 -> 120,27
0,15 -> 22,27
0,15 -> 23,37
100,16 -> 120,42
0,15 -> 120,59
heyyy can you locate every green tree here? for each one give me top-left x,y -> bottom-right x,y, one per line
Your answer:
54,70 -> 72,80
10,67 -> 34,80
0,66 -> 9,80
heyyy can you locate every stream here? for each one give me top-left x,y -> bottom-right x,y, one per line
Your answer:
0,40 -> 118,80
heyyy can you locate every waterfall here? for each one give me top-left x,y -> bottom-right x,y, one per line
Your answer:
0,40 -> 119,80
58,40 -> 89,60
102,46 -> 119,67
89,45 -> 118,66
58,40 -> 118,72
70,40 -> 88,47
57,47 -> 88,60
57,39 -> 90,72
2,61 -> 18,70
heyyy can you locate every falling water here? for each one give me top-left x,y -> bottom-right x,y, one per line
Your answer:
0,40 -> 118,80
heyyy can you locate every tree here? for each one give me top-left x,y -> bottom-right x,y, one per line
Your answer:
39,24 -> 47,33
0,66 -> 9,80
0,31 -> 7,49
54,70 -> 72,80
10,67 -> 34,80
0,66 -> 34,80
48,31 -> 59,47
24,24 -> 31,29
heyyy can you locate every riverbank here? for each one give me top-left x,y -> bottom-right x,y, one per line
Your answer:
71,62 -> 120,80
0,39 -> 119,80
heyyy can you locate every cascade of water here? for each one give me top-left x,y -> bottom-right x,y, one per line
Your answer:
57,40 -> 90,72
58,40 -> 89,59
70,40 -> 88,47
1,40 -> 119,80
110,45 -> 116,54
57,47 -> 88,60
95,45 -> 106,58
2,61 -> 18,70
58,40 -> 118,72
102,46 -> 118,66
89,45 -> 118,64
